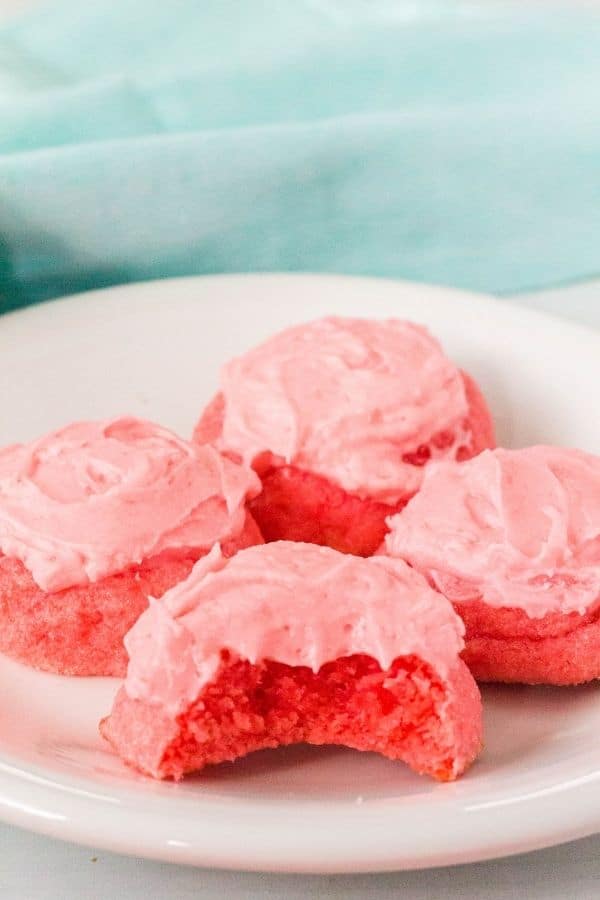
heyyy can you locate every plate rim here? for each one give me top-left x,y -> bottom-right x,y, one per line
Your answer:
1,741 -> 600,873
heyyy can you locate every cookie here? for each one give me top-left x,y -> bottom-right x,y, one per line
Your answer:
0,417 -> 261,676
385,446 -> 600,684
101,542 -> 482,781
194,317 -> 494,555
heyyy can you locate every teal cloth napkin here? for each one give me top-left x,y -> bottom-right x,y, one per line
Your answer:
1,1 -> 599,313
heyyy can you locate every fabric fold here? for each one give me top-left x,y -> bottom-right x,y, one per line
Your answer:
1,1 -> 599,311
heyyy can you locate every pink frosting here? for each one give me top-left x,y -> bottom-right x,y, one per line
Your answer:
385,446 -> 600,618
0,417 -> 260,592
124,541 -> 465,717
215,317 -> 470,503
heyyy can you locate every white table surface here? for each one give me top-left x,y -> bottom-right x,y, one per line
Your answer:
0,279 -> 598,898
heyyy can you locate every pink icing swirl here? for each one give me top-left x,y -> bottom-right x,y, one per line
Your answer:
385,447 -> 600,618
215,317 -> 470,503
0,417 -> 260,592
124,541 -> 465,717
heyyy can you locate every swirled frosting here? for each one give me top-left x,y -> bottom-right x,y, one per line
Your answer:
124,541 -> 465,717
385,447 -> 600,618
215,317 -> 470,503
0,417 -> 260,592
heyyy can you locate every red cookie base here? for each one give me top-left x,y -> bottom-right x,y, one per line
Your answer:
101,653 -> 482,782
457,597 -> 600,685
0,513 -> 262,677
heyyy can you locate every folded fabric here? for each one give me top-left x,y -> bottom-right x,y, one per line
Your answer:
1,0 -> 599,313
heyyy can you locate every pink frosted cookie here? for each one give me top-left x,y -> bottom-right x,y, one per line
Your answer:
385,446 -> 600,685
194,317 -> 495,556
101,541 -> 482,782
0,417 -> 261,677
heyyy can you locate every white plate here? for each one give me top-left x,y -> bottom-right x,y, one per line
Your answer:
1,273 -> 600,873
